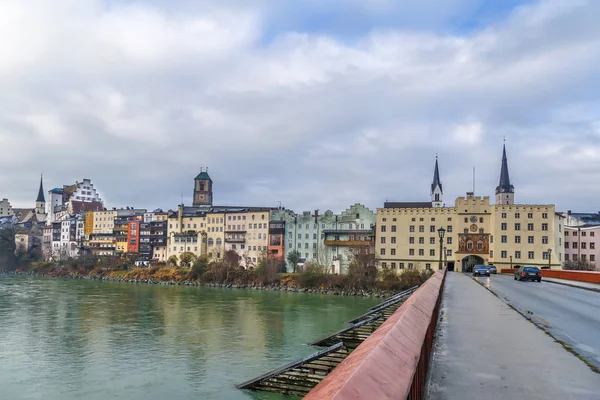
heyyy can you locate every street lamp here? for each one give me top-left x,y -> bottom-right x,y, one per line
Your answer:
510,255 -> 513,269
443,246 -> 447,269
548,248 -> 552,270
437,227 -> 446,270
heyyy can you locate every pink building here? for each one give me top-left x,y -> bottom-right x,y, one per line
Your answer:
564,225 -> 600,269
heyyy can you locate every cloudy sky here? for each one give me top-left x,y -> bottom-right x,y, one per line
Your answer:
1,0 -> 599,213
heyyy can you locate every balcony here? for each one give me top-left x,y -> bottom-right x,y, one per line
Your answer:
225,236 -> 245,243
324,240 -> 374,247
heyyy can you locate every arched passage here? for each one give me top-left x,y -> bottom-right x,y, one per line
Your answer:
462,255 -> 484,273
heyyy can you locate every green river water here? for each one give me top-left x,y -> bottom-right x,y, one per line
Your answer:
0,275 -> 380,400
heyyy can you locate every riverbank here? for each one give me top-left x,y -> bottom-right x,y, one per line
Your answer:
0,269 -> 420,297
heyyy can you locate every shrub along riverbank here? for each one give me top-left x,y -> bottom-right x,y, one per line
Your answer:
2,255 -> 433,297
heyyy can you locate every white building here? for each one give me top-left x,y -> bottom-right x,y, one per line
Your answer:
0,198 -> 14,217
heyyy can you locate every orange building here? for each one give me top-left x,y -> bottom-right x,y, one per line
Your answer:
127,218 -> 142,253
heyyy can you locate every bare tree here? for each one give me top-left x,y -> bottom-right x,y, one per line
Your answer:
563,260 -> 597,271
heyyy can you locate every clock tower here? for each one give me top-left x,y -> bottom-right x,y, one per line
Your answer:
193,168 -> 213,207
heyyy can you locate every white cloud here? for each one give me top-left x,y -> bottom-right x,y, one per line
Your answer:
1,0 -> 600,214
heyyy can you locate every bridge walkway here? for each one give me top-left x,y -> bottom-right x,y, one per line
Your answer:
426,273 -> 600,400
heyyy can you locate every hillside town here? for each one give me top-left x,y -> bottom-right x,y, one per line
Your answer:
1,143 -> 597,273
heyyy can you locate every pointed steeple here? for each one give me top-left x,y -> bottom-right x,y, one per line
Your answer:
496,143 -> 514,195
431,155 -> 443,208
495,141 -> 515,205
36,174 -> 45,203
431,155 -> 442,194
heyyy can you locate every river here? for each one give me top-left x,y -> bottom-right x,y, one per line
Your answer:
0,275 -> 380,400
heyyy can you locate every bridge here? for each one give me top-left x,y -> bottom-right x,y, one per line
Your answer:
238,268 -> 600,399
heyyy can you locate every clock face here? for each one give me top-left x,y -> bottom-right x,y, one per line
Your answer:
470,224 -> 478,232
200,195 -> 205,200
470,216 -> 478,223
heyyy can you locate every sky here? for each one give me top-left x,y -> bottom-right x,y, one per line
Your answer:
1,0 -> 600,214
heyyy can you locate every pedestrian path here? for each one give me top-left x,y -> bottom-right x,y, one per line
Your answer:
543,277 -> 600,292
426,273 -> 600,400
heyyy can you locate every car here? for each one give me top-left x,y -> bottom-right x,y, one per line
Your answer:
487,265 -> 497,274
473,265 -> 490,277
514,266 -> 542,282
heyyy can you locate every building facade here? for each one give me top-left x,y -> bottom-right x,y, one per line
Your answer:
564,225 -> 600,268
0,198 -> 14,217
376,146 -> 564,272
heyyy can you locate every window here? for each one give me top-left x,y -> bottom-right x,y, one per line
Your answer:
409,226 -> 415,232
381,237 -> 386,244
528,213 -> 533,219
543,252 -> 549,260
542,223 -> 548,231
409,237 -> 415,244
430,226 -> 435,233
425,263 -> 431,270
430,249 -> 435,256
591,232 -> 595,237
582,231 -> 587,237
391,249 -> 396,255
430,237 -> 436,244
528,236 -> 534,244
381,225 -> 387,232
565,254 -> 570,261
573,230 -> 578,236
305,234 -> 309,239
409,249 -> 415,256
489,250 -> 493,258
527,223 -> 534,231
515,251 -> 521,259
419,237 -> 424,244
542,213 -> 548,219
501,213 -> 506,218
591,242 -> 595,249
479,217 -> 483,223
399,263 -> 405,269
528,251 -> 534,259
447,226 -> 452,233
515,223 -> 521,231
464,217 -> 468,223
501,223 -> 507,231
305,243 -> 309,249
582,254 -> 587,261
479,228 -> 484,234
582,242 -> 587,249
515,236 -> 521,244
515,213 -> 520,219
501,251 -> 507,258
419,249 -> 424,256
591,255 -> 596,262
313,234 -> 317,240
408,263 -> 414,270
391,262 -> 396,269
542,236 -> 548,244
391,237 -> 396,244
501,235 -> 507,243
380,248 -> 386,255
573,254 -> 578,261
447,237 -> 452,244
419,226 -> 424,232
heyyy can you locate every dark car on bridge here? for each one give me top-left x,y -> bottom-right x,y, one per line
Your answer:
487,265 -> 497,274
514,266 -> 542,282
473,265 -> 490,277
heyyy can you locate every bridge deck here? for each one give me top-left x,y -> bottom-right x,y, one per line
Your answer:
426,273 -> 600,400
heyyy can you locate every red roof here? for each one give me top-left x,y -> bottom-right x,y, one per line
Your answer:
71,201 -> 103,213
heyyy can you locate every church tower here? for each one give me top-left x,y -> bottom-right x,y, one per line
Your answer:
431,156 -> 443,208
35,175 -> 46,215
495,141 -> 515,205
193,168 -> 213,207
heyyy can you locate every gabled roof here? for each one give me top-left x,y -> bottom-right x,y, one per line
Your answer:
195,171 -> 212,181
384,202 -> 433,209
496,143 -> 514,194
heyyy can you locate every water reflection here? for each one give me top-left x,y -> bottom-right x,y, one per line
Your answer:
0,276 -> 379,400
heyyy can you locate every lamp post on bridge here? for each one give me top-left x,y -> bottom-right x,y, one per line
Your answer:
437,227 -> 446,270
548,248 -> 552,270
443,246 -> 447,269
510,255 -> 513,270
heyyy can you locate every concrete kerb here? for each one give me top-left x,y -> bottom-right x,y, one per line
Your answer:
469,275 -> 600,374
543,279 -> 600,293
304,269 -> 446,400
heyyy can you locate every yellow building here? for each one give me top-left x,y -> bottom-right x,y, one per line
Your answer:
376,144 -> 565,272
88,234 -> 116,256
245,210 -> 270,266
93,210 -> 117,234
84,212 -> 94,238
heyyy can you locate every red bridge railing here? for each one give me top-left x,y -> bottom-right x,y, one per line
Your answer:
304,268 -> 447,400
